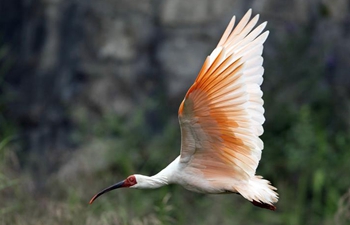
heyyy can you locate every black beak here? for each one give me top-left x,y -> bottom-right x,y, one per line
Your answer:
89,180 -> 125,204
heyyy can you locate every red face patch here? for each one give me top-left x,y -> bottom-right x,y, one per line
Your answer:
123,175 -> 137,187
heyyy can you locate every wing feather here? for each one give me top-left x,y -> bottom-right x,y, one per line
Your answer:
178,9 -> 269,182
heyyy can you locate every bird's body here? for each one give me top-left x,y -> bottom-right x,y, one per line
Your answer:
132,156 -> 232,194
90,9 -> 278,210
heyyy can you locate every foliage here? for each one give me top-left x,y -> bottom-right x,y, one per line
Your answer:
0,43 -> 18,218
0,138 -> 18,217
3,97 -> 350,225
335,188 -> 350,225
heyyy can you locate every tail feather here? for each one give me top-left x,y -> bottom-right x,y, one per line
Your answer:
252,200 -> 276,211
235,175 -> 278,210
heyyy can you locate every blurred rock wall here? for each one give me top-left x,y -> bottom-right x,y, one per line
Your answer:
1,0 -> 350,183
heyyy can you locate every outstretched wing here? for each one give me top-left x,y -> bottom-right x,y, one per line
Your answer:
178,9 -> 268,181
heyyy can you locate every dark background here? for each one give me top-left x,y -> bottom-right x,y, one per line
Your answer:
1,0 -> 350,224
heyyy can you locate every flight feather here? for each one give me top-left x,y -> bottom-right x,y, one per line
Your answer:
178,9 -> 278,207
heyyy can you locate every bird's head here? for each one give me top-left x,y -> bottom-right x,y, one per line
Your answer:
89,174 -> 138,204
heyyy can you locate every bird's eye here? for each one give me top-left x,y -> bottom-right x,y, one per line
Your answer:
127,176 -> 136,185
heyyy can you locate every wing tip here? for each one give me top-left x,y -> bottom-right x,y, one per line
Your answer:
247,8 -> 252,15
260,30 -> 270,43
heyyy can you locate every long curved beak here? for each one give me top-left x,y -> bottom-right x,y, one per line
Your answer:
89,180 -> 125,204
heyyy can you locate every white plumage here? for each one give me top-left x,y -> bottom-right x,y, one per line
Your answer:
90,9 -> 278,211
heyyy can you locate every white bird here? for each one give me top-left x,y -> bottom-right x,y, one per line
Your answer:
89,9 -> 278,210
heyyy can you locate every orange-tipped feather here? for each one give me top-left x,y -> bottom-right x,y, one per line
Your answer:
178,9 -> 278,206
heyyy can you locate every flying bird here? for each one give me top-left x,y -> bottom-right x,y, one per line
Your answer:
89,9 -> 278,210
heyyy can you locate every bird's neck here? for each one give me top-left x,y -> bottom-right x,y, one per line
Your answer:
134,156 -> 180,189
151,156 -> 180,186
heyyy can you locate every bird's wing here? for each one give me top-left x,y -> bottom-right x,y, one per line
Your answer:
178,9 -> 268,181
